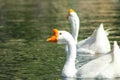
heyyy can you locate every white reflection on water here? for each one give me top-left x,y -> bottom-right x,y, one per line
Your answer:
62,77 -> 120,80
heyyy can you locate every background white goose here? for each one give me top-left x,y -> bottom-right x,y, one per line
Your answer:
47,29 -> 120,78
67,9 -> 111,55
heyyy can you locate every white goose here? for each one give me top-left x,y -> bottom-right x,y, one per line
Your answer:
47,29 -> 120,78
67,9 -> 111,55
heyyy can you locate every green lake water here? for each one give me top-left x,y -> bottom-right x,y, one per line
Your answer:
0,0 -> 120,80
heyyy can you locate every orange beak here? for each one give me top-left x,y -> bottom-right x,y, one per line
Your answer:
47,29 -> 58,42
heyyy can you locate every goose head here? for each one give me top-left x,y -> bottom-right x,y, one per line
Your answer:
47,29 -> 74,44
66,9 -> 75,19
67,9 -> 79,23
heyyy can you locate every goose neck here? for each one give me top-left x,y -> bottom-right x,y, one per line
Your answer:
62,37 -> 77,77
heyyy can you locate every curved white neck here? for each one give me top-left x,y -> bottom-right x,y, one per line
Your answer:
62,35 -> 77,77
69,12 -> 80,43
72,24 -> 79,43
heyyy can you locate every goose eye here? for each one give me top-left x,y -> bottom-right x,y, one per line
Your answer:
59,32 -> 62,35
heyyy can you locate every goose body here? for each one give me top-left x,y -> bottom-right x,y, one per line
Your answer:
47,29 -> 120,78
67,9 -> 111,55
77,41 -> 120,78
98,41 -> 120,78
77,23 -> 111,55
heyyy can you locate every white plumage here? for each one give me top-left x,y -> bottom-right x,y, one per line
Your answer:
67,9 -> 111,55
47,29 -> 120,78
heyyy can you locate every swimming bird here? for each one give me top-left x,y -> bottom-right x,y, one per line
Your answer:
67,9 -> 111,55
47,29 -> 120,78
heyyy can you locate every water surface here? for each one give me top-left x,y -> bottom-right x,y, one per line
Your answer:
0,0 -> 120,80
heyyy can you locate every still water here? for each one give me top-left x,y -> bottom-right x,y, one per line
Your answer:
0,0 -> 120,80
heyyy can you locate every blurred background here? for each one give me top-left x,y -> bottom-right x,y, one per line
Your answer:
0,0 -> 120,80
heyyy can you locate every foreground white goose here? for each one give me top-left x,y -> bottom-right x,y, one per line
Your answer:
47,29 -> 120,78
67,9 -> 111,55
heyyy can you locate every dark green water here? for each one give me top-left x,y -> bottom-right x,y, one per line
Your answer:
0,0 -> 120,80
